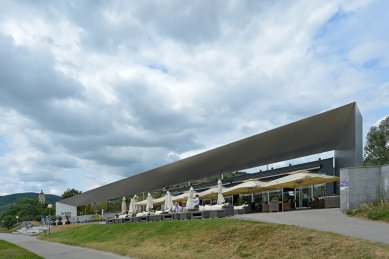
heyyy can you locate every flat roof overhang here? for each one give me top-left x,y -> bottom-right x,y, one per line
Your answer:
60,102 -> 362,206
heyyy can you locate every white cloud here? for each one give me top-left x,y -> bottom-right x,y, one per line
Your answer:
0,0 -> 388,195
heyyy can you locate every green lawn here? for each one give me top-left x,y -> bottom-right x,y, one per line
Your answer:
347,198 -> 389,222
0,240 -> 43,259
41,219 -> 389,258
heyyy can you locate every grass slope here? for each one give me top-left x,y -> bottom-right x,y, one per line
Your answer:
41,219 -> 389,258
0,240 -> 43,259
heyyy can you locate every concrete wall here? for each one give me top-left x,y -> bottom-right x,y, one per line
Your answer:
340,165 -> 389,211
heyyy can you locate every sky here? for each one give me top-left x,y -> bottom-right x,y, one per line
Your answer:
0,0 -> 388,196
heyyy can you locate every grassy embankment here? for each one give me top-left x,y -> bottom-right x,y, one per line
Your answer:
0,240 -> 43,259
347,198 -> 389,222
41,219 -> 389,258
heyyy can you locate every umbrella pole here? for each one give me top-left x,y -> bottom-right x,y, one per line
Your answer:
294,188 -> 297,209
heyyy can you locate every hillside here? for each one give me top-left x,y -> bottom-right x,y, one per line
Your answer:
0,192 -> 60,215
40,219 -> 389,258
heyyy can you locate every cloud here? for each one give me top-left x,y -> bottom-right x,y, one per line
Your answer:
0,0 -> 388,195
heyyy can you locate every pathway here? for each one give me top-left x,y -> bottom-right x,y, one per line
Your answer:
233,208 -> 389,244
0,233 -> 128,259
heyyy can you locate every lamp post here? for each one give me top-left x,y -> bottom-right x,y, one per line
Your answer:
47,204 -> 52,235
16,215 -> 19,223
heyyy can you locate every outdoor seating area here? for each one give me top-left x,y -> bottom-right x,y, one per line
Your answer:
105,172 -> 340,225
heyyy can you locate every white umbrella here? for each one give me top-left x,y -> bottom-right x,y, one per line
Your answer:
146,193 -> 153,212
263,172 -> 339,189
164,191 -> 173,211
186,187 -> 195,209
217,179 -> 225,205
132,194 -> 140,212
128,198 -> 136,214
198,187 -> 218,199
121,197 -> 127,214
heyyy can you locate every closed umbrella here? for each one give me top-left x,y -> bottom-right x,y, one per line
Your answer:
133,195 -> 140,212
128,198 -> 136,214
186,187 -> 195,209
217,179 -> 225,205
121,197 -> 127,214
164,191 -> 173,211
146,193 -> 153,212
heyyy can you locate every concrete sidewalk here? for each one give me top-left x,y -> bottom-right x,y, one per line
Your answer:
0,233 -> 128,259
233,208 -> 389,244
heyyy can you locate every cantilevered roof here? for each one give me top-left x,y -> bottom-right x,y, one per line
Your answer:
60,102 -> 362,206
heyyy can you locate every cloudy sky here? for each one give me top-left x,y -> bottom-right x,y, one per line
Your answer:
0,0 -> 388,196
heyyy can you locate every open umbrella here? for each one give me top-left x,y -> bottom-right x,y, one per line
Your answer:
198,186 -> 218,199
146,193 -> 153,212
164,191 -> 173,211
263,172 -> 339,189
172,190 -> 196,203
217,179 -> 225,205
186,187 -> 195,209
223,179 -> 267,196
121,197 -> 127,214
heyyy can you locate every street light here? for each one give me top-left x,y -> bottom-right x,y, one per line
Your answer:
47,204 -> 52,235
16,215 -> 19,223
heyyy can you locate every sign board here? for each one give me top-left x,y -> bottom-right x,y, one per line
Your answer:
340,180 -> 349,190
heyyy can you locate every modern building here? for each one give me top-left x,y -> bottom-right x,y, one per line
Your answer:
56,102 -> 362,218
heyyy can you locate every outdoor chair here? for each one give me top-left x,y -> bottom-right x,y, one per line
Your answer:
191,211 -> 204,219
222,205 -> 234,217
271,201 -> 279,212
325,196 -> 340,208
162,214 -> 174,221
149,215 -> 162,221
130,217 -> 140,223
262,203 -> 269,213
177,212 -> 192,220
208,210 -> 226,218
283,202 -> 290,211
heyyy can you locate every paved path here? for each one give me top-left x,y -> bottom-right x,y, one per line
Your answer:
0,233 -> 128,259
233,208 -> 389,244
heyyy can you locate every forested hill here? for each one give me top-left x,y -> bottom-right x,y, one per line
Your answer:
0,192 -> 60,214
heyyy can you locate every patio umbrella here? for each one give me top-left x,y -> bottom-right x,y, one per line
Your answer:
263,172 -> 340,189
198,186 -> 218,199
128,198 -> 136,214
132,195 -> 140,212
186,187 -> 195,209
172,190 -> 198,203
223,179 -> 267,196
152,196 -> 166,206
146,193 -> 153,212
121,197 -> 127,214
164,191 -> 173,211
217,179 -> 225,205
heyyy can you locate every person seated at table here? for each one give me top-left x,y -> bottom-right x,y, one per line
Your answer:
172,202 -> 182,213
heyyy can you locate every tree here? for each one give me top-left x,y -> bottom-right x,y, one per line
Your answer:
61,188 -> 82,199
1,215 -> 17,229
364,116 -> 389,165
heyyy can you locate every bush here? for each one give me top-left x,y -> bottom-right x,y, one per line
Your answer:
347,198 -> 389,222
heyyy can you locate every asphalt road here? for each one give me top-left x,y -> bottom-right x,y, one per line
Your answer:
233,208 -> 389,244
0,233 -> 128,259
